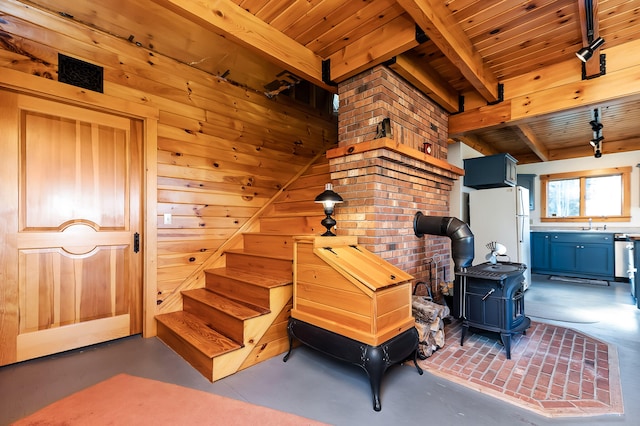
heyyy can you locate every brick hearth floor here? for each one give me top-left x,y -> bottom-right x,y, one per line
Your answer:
418,319 -> 623,418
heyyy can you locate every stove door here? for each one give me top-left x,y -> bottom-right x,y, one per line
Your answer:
464,279 -> 503,330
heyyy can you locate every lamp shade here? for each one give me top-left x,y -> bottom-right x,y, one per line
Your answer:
576,37 -> 605,62
315,183 -> 343,209
590,135 -> 604,147
576,46 -> 593,62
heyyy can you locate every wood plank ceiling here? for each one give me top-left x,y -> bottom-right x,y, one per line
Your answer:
20,0 -> 640,163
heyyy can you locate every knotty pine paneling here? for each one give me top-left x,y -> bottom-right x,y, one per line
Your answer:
24,0 -> 286,92
0,3 -> 337,308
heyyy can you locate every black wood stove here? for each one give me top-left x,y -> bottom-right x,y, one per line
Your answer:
456,261 -> 530,359
413,213 -> 532,359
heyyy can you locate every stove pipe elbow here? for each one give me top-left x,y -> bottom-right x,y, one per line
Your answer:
413,211 -> 474,271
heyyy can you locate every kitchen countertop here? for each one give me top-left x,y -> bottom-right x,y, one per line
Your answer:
531,226 -> 640,235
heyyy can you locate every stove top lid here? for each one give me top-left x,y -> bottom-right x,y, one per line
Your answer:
474,263 -> 523,273
457,262 -> 526,280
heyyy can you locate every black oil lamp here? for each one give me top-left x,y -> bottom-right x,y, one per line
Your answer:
314,183 -> 343,236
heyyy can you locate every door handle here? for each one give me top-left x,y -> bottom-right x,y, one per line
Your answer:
482,288 -> 495,301
134,232 -> 140,253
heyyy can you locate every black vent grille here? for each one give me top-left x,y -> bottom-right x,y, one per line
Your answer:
58,54 -> 103,93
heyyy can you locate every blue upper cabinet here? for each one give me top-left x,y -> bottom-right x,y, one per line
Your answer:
517,174 -> 535,210
463,153 -> 517,189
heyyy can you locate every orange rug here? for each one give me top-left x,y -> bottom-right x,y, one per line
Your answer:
11,373 -> 326,426
419,319 -> 624,418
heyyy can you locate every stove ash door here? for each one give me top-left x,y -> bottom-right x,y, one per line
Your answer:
463,277 -> 505,330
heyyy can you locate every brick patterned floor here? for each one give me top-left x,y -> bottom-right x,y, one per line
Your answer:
418,319 -> 623,417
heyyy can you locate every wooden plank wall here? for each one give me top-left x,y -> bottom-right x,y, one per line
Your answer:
0,1 -> 337,311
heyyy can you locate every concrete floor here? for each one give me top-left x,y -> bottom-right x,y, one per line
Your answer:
1,274 -> 639,426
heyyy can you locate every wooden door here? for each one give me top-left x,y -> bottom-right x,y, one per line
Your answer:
0,91 -> 143,365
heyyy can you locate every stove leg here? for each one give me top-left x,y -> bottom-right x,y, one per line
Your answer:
461,323 -> 469,346
500,333 -> 512,359
362,347 -> 384,411
282,321 -> 294,362
413,350 -> 424,375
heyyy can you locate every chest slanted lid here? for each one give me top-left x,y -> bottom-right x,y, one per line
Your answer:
313,244 -> 413,291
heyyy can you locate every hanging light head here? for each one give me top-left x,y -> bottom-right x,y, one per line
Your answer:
589,138 -> 602,148
576,37 -> 605,62
593,143 -> 602,158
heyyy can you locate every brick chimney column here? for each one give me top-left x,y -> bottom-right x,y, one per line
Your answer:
330,64 -> 462,289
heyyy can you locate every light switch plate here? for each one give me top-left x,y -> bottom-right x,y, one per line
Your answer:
163,213 -> 172,225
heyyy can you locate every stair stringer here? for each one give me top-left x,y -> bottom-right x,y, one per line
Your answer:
155,151 -> 333,382
211,284 -> 292,381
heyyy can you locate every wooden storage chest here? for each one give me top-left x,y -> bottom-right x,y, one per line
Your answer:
292,235 -> 415,346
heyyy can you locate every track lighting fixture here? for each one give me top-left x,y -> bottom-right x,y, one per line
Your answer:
589,108 -> 604,158
576,37 -> 605,62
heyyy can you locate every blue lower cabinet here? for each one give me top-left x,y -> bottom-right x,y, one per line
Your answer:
549,242 -> 578,272
531,232 -> 614,281
578,244 -> 614,277
531,233 -> 550,270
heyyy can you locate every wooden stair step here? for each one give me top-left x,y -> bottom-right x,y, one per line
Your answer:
271,199 -> 319,209
274,186 -> 326,203
204,265 -> 290,311
259,216 -> 323,234
156,311 -> 242,358
243,232 -> 300,237
242,234 -> 295,255
285,174 -> 330,191
183,288 -> 269,318
224,249 -> 293,280
241,233 -> 296,257
225,248 -> 293,261
260,214 -> 324,221
206,267 -> 292,289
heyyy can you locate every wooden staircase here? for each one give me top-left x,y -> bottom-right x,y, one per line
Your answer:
156,157 -> 329,382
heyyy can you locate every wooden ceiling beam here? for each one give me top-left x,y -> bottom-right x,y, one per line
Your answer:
549,136 -> 640,161
450,57 -> 640,135
326,15 -> 419,83
547,143 -> 598,161
396,0 -> 500,103
578,0 -> 602,78
450,101 -> 513,135
387,53 -> 459,113
448,134 -> 498,157
150,0 -> 331,91
512,124 -> 550,162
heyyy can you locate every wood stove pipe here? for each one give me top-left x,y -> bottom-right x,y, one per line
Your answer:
413,211 -> 474,272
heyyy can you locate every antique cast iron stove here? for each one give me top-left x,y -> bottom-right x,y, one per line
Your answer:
456,262 -> 530,359
413,212 -> 531,359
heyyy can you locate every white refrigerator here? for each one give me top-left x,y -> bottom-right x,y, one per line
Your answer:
469,186 -> 531,290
